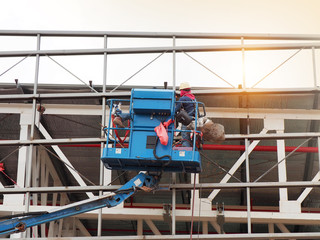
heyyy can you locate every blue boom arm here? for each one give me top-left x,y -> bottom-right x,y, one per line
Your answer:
0,172 -> 159,235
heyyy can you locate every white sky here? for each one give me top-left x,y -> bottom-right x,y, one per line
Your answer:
1,0 -> 320,88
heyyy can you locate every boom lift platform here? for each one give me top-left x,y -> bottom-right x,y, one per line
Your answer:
0,88 -> 205,235
102,88 -> 204,173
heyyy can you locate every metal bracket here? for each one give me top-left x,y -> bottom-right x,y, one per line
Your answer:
216,202 -> 225,234
163,204 -> 172,225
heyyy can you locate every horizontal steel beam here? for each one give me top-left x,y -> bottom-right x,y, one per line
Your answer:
205,107 -> 320,120
226,132 -> 320,140
1,42 -> 320,58
1,181 -> 320,194
0,91 -> 131,100
1,88 -> 320,101
0,138 -> 105,146
1,30 -> 320,40
2,203 -> 320,225
10,232 -> 319,239
0,132 -> 319,147
3,103 -> 320,121
0,103 -> 106,115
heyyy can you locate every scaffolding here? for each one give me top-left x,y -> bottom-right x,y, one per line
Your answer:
0,30 -> 320,239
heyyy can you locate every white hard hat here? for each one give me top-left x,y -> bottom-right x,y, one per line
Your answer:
179,82 -> 191,90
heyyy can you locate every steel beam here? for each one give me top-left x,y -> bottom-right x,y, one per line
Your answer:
2,88 -> 320,101
0,92 -> 130,100
226,132 -> 320,140
0,232 -> 314,239
1,30 -> 320,40
207,128 -> 267,201
1,132 -> 320,147
2,30 -> 320,239
3,181 -> 320,194
4,104 -> 320,121
1,42 -> 320,58
2,205 -> 320,226
37,123 -> 94,198
0,138 -> 105,146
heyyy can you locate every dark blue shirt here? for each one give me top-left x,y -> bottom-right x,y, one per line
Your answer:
175,95 -> 196,117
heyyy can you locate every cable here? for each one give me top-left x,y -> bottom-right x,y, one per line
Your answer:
200,152 -> 242,183
183,52 -> 236,88
0,170 -> 18,186
111,115 -> 130,145
0,55 -> 30,78
110,51 -> 168,93
153,137 -> 172,167
46,55 -> 98,93
103,126 -> 126,149
254,137 -> 312,182
51,115 -> 101,131
106,171 -> 128,186
0,145 -> 26,164
39,145 -> 96,186
251,47 -> 305,88
0,114 -> 13,123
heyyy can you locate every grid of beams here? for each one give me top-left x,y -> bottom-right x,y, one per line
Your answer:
0,31 -> 320,239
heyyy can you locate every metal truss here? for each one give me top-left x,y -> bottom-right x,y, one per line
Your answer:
0,31 -> 320,239
1,104 -> 320,238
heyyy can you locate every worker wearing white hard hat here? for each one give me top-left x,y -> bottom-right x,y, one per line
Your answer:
176,82 -> 196,147
179,82 -> 191,90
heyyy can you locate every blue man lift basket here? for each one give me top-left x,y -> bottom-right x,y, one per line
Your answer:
101,89 -> 202,173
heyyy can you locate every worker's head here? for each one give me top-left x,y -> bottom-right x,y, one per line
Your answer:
179,82 -> 191,91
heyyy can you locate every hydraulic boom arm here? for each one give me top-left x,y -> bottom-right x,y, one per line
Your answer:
0,172 -> 159,235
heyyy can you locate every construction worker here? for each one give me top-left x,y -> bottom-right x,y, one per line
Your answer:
112,104 -> 130,128
175,82 -> 196,147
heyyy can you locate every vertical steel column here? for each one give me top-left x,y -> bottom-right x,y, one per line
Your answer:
172,36 -> 177,235
172,172 -> 176,235
173,36 -> 176,90
277,130 -> 288,202
241,37 -> 246,89
318,137 -> 320,172
245,116 -> 251,233
98,34 -> 108,237
24,33 -> 41,238
312,47 -> 318,88
137,219 -> 143,236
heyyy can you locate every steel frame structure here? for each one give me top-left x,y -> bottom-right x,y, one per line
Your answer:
0,30 -> 320,239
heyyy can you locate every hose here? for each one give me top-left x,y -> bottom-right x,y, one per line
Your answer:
153,137 -> 172,167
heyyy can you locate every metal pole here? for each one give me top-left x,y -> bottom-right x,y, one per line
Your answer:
24,33 -> 41,238
2,30 -> 320,40
312,47 -> 318,88
245,116 -> 251,233
245,138 -> 251,233
172,172 -> 176,235
172,36 -> 177,235
102,35 -> 108,94
318,137 -> 320,172
98,34 -> 108,237
173,36 -> 176,90
241,37 -> 246,89
5,180 -> 320,194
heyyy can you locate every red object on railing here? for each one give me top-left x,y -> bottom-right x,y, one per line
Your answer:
154,122 -> 169,145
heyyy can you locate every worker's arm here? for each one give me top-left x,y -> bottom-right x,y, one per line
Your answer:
175,96 -> 188,113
